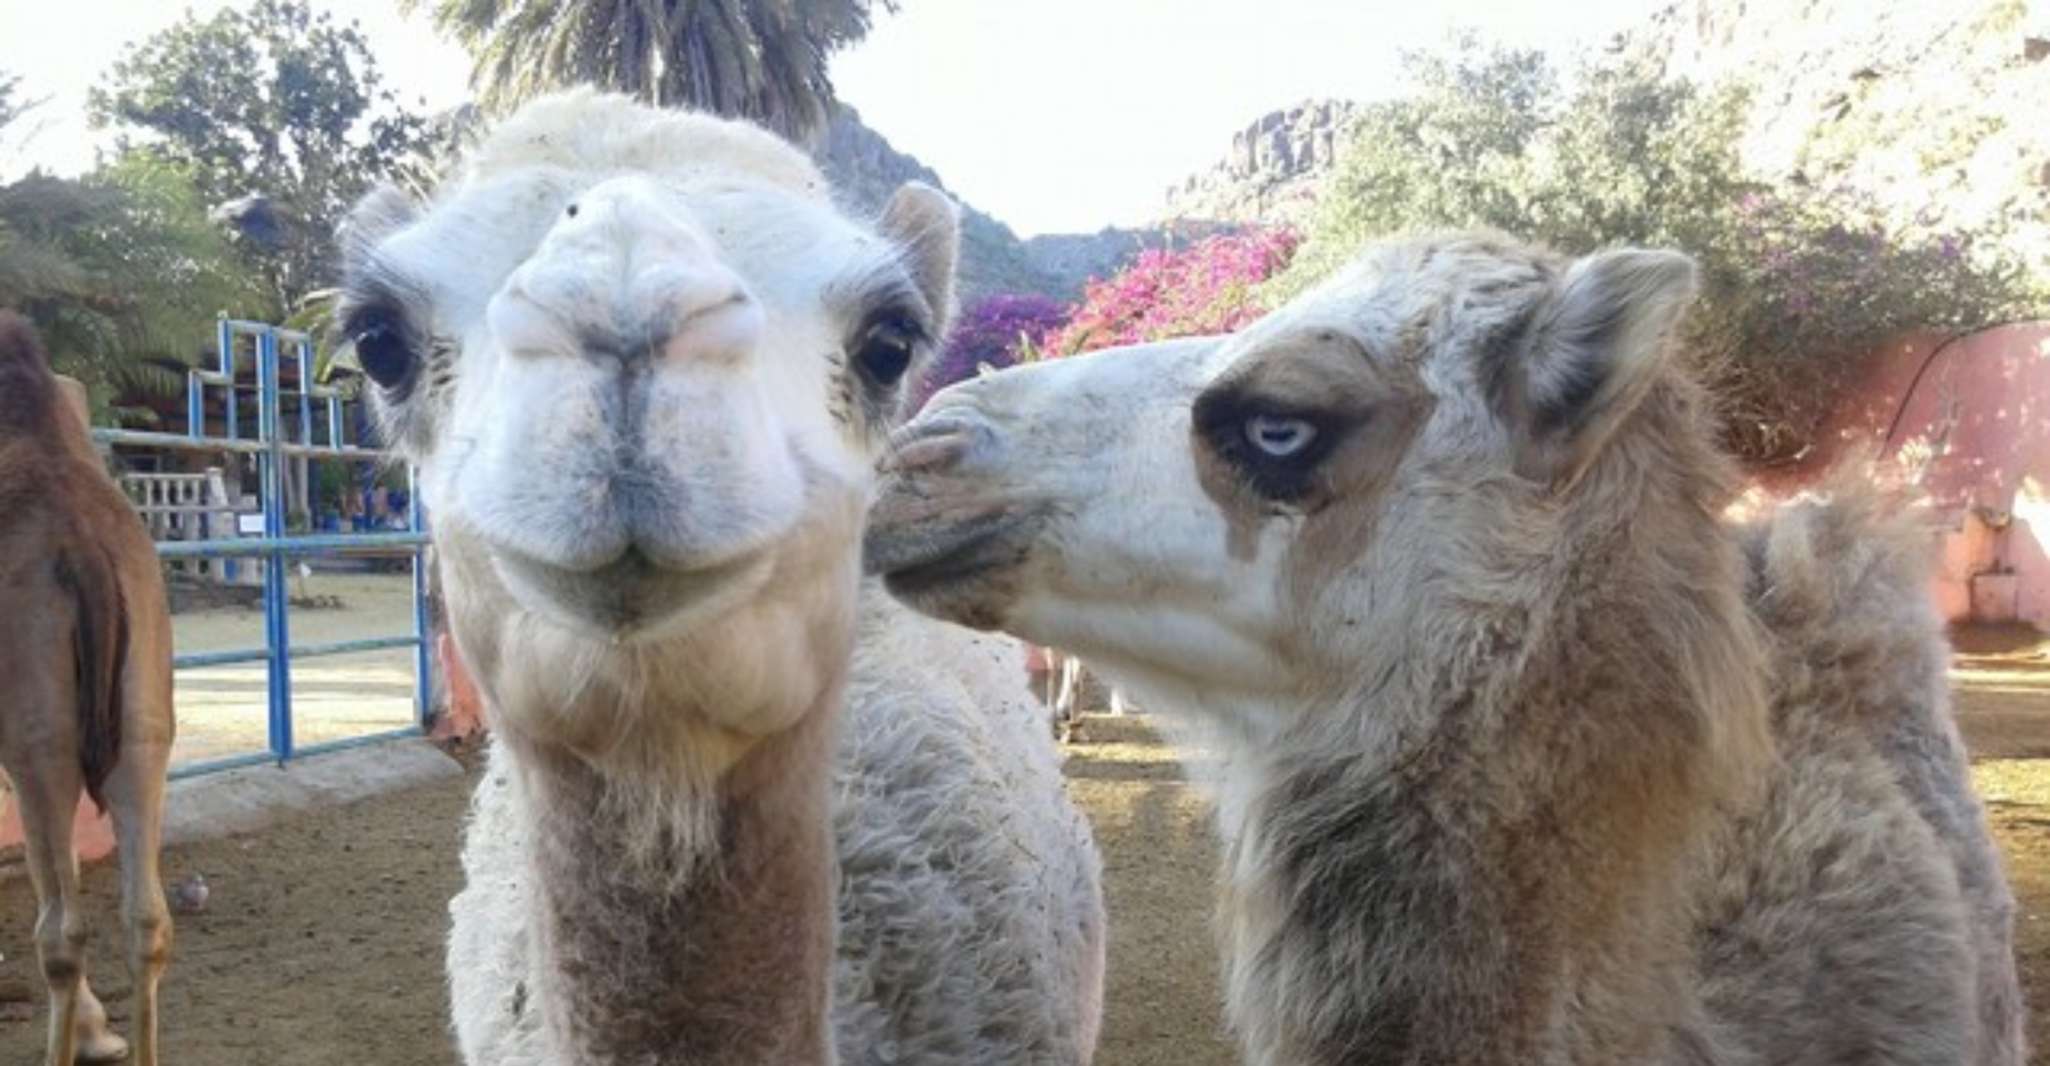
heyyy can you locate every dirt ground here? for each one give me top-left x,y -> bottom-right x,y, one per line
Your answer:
1,626 -> 2047,1064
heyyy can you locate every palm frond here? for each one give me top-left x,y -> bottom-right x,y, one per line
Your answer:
429,0 -> 891,139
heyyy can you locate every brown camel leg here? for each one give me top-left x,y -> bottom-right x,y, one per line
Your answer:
101,734 -> 172,1066
11,756 -> 128,1064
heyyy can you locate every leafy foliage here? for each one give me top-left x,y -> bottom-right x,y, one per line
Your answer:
1039,228 -> 1299,358
88,0 -> 433,313
414,0 -> 893,141
1273,40 -> 2042,464
0,70 -> 33,134
910,232 -> 1299,410
0,163 -> 266,420
911,293 -> 1068,411
0,70 -> 266,421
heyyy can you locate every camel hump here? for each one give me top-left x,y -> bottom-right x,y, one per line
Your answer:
55,547 -> 128,811
1744,466 -> 1939,633
0,310 -> 58,433
0,309 -> 51,372
1741,463 -> 1950,727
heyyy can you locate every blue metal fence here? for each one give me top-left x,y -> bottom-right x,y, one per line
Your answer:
93,318 -> 434,779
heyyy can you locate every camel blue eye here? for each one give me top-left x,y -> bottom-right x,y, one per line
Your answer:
1245,414 -> 1316,458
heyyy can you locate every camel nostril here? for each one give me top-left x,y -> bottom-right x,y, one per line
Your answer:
882,432 -> 972,475
881,415 -> 995,476
658,288 -> 761,366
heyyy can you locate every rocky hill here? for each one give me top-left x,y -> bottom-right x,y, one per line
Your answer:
817,102 -> 1344,302
821,2 -> 2050,308
1162,100 -> 1359,226
1021,219 -> 1240,294
814,106 -> 1061,302
1636,0 -> 2050,276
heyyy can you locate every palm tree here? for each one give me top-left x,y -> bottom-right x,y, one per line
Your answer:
413,0 -> 893,142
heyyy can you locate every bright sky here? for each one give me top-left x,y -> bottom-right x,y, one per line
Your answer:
2,0 -> 1660,236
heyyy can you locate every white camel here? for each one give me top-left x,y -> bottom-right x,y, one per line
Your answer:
867,232 -> 2025,1065
335,90 -> 1103,1065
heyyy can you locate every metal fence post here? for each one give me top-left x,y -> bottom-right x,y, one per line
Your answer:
296,334 -> 314,448
409,470 -> 434,729
95,317 -> 436,779
186,369 -> 204,444
257,328 -> 294,762
219,319 -> 238,443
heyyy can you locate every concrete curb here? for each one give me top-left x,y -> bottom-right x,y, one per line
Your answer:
2,738 -> 466,878
160,738 -> 466,850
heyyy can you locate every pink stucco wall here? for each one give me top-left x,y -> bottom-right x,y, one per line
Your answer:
1770,323 -> 2050,630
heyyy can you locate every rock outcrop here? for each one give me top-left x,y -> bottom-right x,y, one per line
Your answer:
1162,100 -> 1359,226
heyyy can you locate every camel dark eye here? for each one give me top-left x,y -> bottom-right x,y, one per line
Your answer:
351,314 -> 416,390
854,317 -> 921,387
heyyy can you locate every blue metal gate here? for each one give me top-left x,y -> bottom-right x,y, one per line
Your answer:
92,318 -> 434,779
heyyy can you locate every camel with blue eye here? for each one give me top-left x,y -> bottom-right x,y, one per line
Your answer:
868,231 -> 2025,1066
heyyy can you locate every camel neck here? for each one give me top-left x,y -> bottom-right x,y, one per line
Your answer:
516,689 -> 843,1065
1218,641 -> 1716,1066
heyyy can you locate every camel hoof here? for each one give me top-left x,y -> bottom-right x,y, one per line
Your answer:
73,1030 -> 129,1063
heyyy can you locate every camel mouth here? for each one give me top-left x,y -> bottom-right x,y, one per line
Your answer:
492,543 -> 771,639
864,505 -> 1041,621
873,526 -> 1007,594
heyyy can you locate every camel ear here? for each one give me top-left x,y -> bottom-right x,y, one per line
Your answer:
339,183 -> 420,272
878,182 -> 960,334
1507,248 -> 1698,487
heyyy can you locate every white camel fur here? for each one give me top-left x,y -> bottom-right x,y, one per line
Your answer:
867,231 -> 2025,1065
336,90 -> 1103,1065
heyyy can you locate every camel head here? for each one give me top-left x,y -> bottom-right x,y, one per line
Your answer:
339,91 -> 957,758
868,232 -> 1713,736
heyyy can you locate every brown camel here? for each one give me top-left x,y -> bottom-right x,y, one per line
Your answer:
0,311 -> 175,1066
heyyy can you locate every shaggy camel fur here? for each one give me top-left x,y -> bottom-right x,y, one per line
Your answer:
866,232 -> 2024,1065
0,311 -> 176,1066
336,91 -> 1102,1065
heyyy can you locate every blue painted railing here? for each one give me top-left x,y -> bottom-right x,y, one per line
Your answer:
94,318 -> 435,779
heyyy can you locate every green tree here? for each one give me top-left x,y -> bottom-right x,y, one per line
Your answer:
1273,40 -> 2041,465
416,0 -> 894,141
88,0 -> 432,314
0,70 -> 265,421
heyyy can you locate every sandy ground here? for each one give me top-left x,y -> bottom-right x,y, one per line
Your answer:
169,570 -> 424,767
0,627 -> 2046,1064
